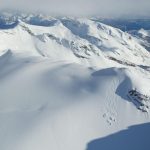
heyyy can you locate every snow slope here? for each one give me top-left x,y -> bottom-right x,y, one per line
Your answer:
0,13 -> 150,150
129,29 -> 150,51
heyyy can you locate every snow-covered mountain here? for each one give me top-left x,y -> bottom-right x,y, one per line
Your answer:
0,12 -> 150,150
129,29 -> 150,51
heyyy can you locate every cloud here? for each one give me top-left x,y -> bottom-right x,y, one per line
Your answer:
0,0 -> 150,17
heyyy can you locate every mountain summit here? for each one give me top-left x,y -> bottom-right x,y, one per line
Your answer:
0,12 -> 150,150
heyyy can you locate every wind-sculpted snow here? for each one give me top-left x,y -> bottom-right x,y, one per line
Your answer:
0,54 -> 149,150
0,13 -> 150,150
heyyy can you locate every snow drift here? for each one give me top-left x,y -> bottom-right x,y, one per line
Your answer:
0,13 -> 150,150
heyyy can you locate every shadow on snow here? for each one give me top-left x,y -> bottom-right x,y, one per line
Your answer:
86,123 -> 150,150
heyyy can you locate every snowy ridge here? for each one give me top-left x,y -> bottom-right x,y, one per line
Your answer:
129,28 -> 150,51
0,15 -> 150,67
0,13 -> 150,150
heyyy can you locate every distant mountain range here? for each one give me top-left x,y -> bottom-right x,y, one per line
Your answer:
95,18 -> 150,31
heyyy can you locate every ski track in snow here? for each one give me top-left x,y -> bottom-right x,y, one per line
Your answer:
102,77 -> 118,126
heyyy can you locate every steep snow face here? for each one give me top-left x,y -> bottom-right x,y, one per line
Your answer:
0,13 -> 150,150
129,29 -> 150,51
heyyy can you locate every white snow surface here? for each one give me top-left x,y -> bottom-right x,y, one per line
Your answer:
129,29 -> 150,52
0,15 -> 150,150
138,29 -> 150,37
